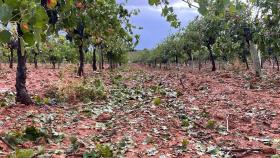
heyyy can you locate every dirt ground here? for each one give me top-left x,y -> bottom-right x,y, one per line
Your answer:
0,63 -> 279,157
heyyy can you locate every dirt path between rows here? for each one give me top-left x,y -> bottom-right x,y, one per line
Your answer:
0,64 -> 279,157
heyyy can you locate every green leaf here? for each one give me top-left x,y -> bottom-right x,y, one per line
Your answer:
61,0 -> 73,12
0,30 -> 11,43
148,0 -> 160,5
34,28 -> 42,42
96,144 -> 113,157
9,149 -> 35,158
23,126 -> 44,141
228,4 -> 236,14
5,0 -> 18,9
198,6 -> 208,15
23,33 -> 35,46
83,151 -> 98,158
33,6 -> 49,28
271,155 -> 280,158
162,6 -> 168,17
0,4 -> 13,23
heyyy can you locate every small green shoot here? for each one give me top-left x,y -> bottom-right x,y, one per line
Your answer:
153,97 -> 161,106
206,119 -> 216,129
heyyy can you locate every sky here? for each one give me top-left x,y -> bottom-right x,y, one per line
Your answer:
118,0 -> 199,50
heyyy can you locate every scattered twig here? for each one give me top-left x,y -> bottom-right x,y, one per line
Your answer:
66,153 -> 84,157
193,121 -> 205,129
221,147 -> 276,154
31,152 -> 44,158
222,148 -> 261,152
179,78 -> 186,89
181,0 -> 199,9
226,114 -> 229,132
272,129 -> 280,134
0,137 -> 15,150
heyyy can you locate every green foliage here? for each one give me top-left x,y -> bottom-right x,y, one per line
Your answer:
148,0 -> 180,27
0,92 -> 15,107
58,78 -> 106,103
111,74 -> 123,85
181,119 -> 190,127
4,126 -> 47,147
0,3 -> 13,23
136,0 -> 278,74
9,149 -> 35,158
83,151 -> 99,158
150,85 -> 163,94
76,79 -> 106,102
206,119 -> 217,129
0,30 -> 12,43
0,1 -> 48,46
153,97 -> 161,106
271,155 -> 280,158
44,77 -> 107,103
23,126 -> 46,141
83,144 -> 113,158
96,144 -> 113,158
68,136 -> 80,153
0,0 -> 136,74
38,36 -> 76,66
33,95 -> 51,106
4,131 -> 24,147
181,139 -> 189,148
44,86 -> 60,100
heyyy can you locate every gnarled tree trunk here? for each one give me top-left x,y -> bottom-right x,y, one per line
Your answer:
98,47 -> 104,70
34,54 -> 38,69
52,61 -> 56,69
107,51 -> 113,70
207,44 -> 216,71
15,37 -> 33,105
92,48 -> 97,71
78,43 -> 84,76
274,56 -> 279,71
242,40 -> 250,70
9,48 -> 14,69
198,59 -> 202,71
33,50 -> 38,69
101,50 -> 104,69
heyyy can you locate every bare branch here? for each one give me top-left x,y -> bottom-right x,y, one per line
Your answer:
181,0 -> 199,9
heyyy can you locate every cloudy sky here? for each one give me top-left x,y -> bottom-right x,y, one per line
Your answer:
118,0 -> 199,50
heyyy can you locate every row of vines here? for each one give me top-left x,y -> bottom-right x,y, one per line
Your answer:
1,0 -> 279,105
133,0 -> 280,77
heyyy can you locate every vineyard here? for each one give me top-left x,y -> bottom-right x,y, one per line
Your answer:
0,0 -> 280,157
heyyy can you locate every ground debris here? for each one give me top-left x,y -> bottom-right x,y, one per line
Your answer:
0,65 -> 280,157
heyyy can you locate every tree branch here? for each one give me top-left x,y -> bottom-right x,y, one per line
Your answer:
181,0 -> 199,9
0,137 -> 15,150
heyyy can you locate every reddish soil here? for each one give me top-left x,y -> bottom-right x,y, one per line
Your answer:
0,64 -> 279,157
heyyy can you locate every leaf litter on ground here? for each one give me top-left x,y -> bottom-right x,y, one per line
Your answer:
0,65 -> 279,157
